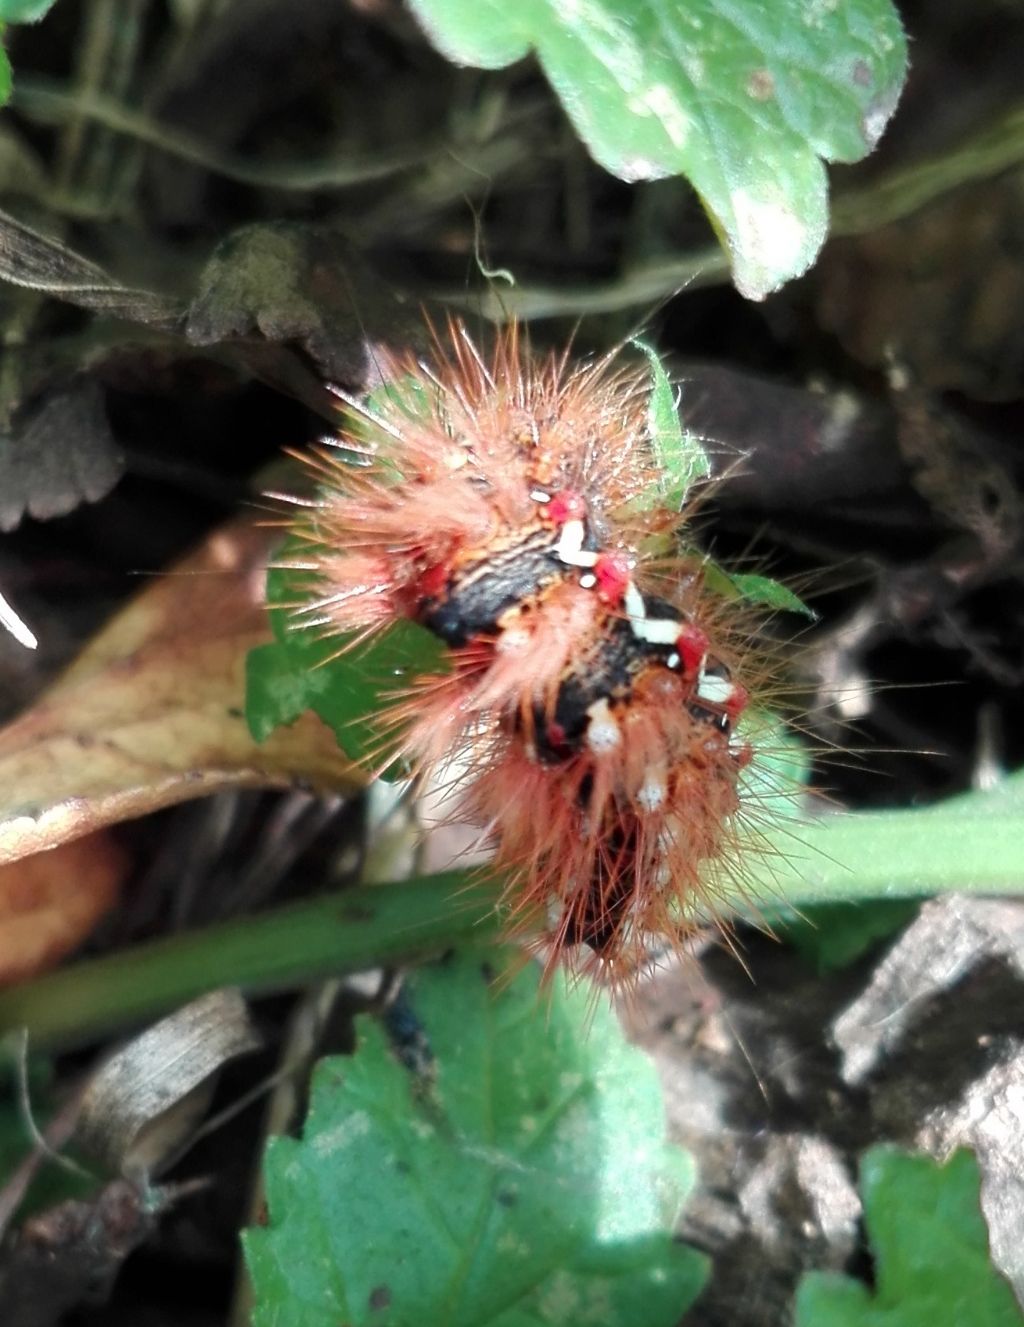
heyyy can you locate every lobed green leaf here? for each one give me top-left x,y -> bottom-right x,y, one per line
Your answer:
245,948 -> 709,1327
796,1147 -> 1023,1327
245,550 -> 448,768
407,0 -> 907,298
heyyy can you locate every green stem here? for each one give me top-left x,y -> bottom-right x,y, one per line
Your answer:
750,791 -> 1024,908
2,780 -> 1022,1049
0,872 -> 501,1049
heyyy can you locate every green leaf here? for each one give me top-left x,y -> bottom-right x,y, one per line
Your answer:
244,641 -> 320,743
796,1147 -> 1024,1327
245,549 -> 448,765
245,949 -> 709,1327
632,338 -> 709,508
698,560 -> 816,619
726,571 -> 817,619
778,899 -> 919,973
1,0 -> 65,112
0,1 -> 60,19
407,0 -> 907,298
246,619 -> 446,764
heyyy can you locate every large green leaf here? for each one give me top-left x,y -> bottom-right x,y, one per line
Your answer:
795,1147 -> 1023,1327
408,0 -> 907,298
245,619 -> 446,765
245,949 -> 708,1327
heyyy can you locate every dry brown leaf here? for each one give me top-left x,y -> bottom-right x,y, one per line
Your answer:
0,831 -> 127,986
77,988 -> 262,1177
0,517 -> 361,867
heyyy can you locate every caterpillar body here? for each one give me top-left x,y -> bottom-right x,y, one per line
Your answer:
288,320 -> 778,986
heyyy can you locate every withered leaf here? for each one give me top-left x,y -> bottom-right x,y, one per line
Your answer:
0,207 -> 182,327
77,988 -> 261,1178
0,516 -> 361,867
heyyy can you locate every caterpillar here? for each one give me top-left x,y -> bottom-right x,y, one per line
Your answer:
283,319 -> 789,987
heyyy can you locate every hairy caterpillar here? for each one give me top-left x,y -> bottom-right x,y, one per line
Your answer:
282,320 -> 791,987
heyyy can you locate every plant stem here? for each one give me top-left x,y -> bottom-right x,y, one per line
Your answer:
751,788 -> 1024,908
0,873 -> 501,1049
1,777 -> 1022,1048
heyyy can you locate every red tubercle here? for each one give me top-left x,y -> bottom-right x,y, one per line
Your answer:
675,623 -> 709,676
544,719 -> 570,753
545,490 -> 587,525
593,552 -> 632,604
724,683 -> 750,720
733,741 -> 754,770
416,560 -> 450,602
